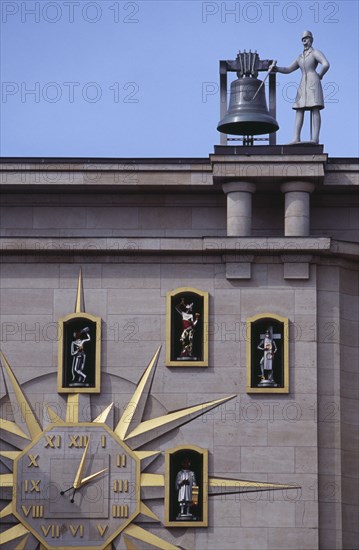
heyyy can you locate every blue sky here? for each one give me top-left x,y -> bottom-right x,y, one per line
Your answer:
1,0 -> 358,158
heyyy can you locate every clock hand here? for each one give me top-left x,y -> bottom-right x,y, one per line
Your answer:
60,439 -> 90,501
69,440 -> 91,502
61,468 -> 108,501
60,486 -> 73,495
78,467 -> 108,488
73,439 -> 90,489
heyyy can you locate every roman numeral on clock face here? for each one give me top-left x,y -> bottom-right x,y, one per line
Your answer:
24,479 -> 41,493
116,453 -> 127,467
68,435 -> 89,448
69,525 -> 84,537
97,524 -> 108,537
27,454 -> 39,467
44,435 -> 61,448
113,479 -> 129,492
112,505 -> 128,518
21,505 -> 44,518
41,525 -> 60,538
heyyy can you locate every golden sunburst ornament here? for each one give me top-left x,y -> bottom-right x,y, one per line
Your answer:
0,273 -> 295,550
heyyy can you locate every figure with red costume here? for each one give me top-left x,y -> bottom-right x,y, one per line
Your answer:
175,297 -> 200,359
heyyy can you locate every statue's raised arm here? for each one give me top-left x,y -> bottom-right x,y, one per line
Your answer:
275,31 -> 330,144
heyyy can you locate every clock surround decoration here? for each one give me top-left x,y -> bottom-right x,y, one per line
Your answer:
0,272 -> 298,549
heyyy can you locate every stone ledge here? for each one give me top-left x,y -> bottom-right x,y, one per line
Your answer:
213,145 -> 324,155
2,237 -> 356,260
0,156 -> 357,191
0,236 -> 333,255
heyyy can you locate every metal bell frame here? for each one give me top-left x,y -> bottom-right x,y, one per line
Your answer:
218,51 -> 278,146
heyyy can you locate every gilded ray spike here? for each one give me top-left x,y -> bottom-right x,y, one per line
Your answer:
208,476 -> 299,495
134,450 -> 161,470
0,418 -> 30,440
0,473 -> 13,487
0,450 -> 21,460
75,268 -> 85,313
0,524 -> 29,544
93,403 -> 114,424
0,426 -> 30,452
123,524 -> 179,550
140,473 -> 165,486
0,352 -> 42,439
123,536 -> 139,550
124,394 -> 236,449
139,502 -> 160,521
66,394 -> 80,423
14,533 -> 30,550
135,450 -> 161,460
0,450 -> 21,471
115,346 -> 161,440
46,406 -> 64,425
65,393 -> 91,423
0,502 -> 13,518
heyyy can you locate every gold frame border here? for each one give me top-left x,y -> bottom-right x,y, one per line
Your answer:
166,287 -> 209,367
57,312 -> 102,394
246,312 -> 289,394
164,444 -> 208,528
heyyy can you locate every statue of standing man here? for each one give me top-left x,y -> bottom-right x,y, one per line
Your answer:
176,457 -> 197,519
275,31 -> 330,144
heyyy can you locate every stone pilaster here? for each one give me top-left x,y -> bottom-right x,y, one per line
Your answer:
280,181 -> 315,236
222,181 -> 256,236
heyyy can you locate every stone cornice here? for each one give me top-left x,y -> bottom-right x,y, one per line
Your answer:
0,157 -> 357,192
210,154 -> 327,185
1,237 -> 357,260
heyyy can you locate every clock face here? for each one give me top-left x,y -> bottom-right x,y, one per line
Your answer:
13,424 -> 140,549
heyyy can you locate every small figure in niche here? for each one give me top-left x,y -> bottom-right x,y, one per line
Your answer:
257,327 -> 277,387
176,457 -> 197,519
71,327 -> 90,384
175,298 -> 200,359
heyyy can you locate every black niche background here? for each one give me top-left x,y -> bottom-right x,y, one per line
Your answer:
62,317 -> 97,387
250,318 -> 284,388
169,450 -> 203,522
171,292 -> 204,361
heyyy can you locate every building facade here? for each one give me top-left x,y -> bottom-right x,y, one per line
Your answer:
0,149 -> 358,549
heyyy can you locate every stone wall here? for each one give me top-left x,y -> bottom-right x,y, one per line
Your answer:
0,156 -> 357,549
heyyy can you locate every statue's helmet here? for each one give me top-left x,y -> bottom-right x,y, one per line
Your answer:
302,30 -> 313,40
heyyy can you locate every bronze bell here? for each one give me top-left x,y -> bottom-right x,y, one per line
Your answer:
217,76 -> 279,136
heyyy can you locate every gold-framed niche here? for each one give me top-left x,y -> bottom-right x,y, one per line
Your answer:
165,445 -> 208,528
166,287 -> 209,367
57,311 -> 101,394
246,313 -> 289,394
